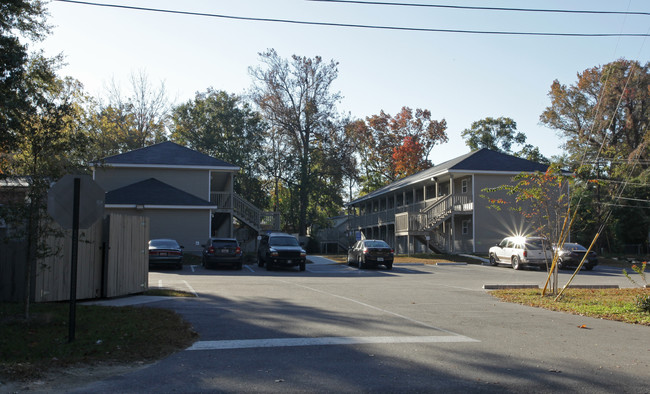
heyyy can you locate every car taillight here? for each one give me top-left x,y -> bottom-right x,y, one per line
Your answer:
149,250 -> 158,255
390,249 -> 394,254
169,251 -> 181,256
208,246 -> 215,254
523,250 -> 528,258
300,251 -> 307,258
363,248 -> 369,254
270,248 -> 278,257
235,246 -> 241,254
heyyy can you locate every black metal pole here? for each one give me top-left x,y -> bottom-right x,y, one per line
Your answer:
69,177 -> 80,343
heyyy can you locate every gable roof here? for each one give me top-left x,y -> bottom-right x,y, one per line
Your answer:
105,178 -> 216,208
97,141 -> 240,170
347,148 -> 550,206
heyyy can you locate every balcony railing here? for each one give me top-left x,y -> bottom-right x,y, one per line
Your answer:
351,194 -> 473,233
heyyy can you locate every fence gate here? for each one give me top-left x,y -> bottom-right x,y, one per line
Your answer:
104,214 -> 149,298
0,214 -> 149,302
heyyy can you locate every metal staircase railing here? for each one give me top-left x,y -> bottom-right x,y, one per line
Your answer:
233,193 -> 280,232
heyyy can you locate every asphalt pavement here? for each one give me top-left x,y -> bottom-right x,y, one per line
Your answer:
71,257 -> 649,393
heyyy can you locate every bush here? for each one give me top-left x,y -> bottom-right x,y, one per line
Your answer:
635,294 -> 650,313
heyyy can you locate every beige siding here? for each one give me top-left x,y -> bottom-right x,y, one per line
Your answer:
94,167 -> 211,200
473,174 -> 527,253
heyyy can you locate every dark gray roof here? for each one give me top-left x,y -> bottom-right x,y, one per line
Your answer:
106,178 -> 215,207
100,141 -> 239,169
348,148 -> 549,206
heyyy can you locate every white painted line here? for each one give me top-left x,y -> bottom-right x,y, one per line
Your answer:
187,335 -> 479,351
191,265 -> 197,273
244,264 -> 254,272
182,280 -> 198,297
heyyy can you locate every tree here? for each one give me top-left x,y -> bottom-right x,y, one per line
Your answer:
461,117 -> 548,163
171,88 -> 268,208
0,0 -> 49,152
540,59 -> 650,252
93,70 -> 170,153
249,49 -> 343,235
348,107 -> 448,193
482,165 -> 572,294
3,54 -> 90,318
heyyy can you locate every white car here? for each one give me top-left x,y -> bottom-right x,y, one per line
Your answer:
488,236 -> 551,270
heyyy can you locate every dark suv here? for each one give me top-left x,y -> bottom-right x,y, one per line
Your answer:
257,232 -> 306,271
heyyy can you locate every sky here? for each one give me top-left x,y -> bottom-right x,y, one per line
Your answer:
38,0 -> 650,164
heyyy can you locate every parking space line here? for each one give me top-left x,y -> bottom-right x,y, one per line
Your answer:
182,280 -> 198,297
187,335 -> 479,351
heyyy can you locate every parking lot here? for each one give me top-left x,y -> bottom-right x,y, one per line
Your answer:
76,259 -> 650,393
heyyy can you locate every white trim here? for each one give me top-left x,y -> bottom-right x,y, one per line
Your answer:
105,204 -> 218,210
472,174 -> 476,253
92,163 -> 240,171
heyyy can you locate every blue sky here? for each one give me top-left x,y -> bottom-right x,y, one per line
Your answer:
39,0 -> 649,163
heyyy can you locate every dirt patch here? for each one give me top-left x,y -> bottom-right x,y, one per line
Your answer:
0,362 -> 149,393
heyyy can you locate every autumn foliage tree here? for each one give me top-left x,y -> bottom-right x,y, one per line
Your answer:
349,107 -> 447,193
540,59 -> 650,250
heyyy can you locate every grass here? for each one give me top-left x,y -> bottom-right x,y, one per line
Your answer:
0,291 -> 198,382
490,288 -> 650,326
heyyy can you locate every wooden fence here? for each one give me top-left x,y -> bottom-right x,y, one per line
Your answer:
0,214 -> 149,302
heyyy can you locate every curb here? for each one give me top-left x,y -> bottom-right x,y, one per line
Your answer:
483,284 -> 539,290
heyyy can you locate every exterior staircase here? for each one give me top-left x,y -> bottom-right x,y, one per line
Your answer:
233,193 -> 280,233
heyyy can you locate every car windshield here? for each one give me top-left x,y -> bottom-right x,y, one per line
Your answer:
364,240 -> 389,248
211,240 -> 237,248
526,239 -> 548,250
563,243 -> 587,251
269,236 -> 299,246
150,240 -> 179,249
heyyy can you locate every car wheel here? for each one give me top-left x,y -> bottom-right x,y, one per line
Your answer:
386,263 -> 393,270
557,259 -> 565,270
258,255 -> 264,268
489,254 -> 498,266
176,263 -> 183,270
266,261 -> 273,271
584,264 -> 594,271
357,256 -> 364,269
511,256 -> 522,270
236,262 -> 243,270
299,262 -> 306,271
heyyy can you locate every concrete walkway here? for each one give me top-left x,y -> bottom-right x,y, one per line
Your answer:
308,255 -> 340,265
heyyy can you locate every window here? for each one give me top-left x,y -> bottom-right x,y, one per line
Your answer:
461,220 -> 468,234
461,179 -> 468,194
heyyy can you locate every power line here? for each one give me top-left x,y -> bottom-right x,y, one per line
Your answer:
309,0 -> 650,17
52,0 -> 650,37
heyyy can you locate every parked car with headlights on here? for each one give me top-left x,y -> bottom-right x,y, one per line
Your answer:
488,236 -> 551,270
148,239 -> 183,270
554,243 -> 598,271
347,239 -> 394,270
202,237 -> 244,270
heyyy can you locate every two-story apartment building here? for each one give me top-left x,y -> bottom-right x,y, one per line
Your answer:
346,148 -> 551,255
92,141 -> 279,253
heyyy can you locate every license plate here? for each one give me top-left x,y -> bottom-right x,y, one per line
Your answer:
377,257 -> 384,262
159,252 -> 167,256
221,249 -> 229,253
287,260 -> 292,264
